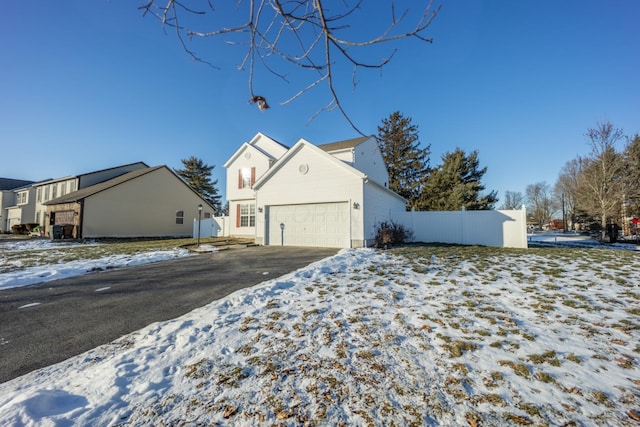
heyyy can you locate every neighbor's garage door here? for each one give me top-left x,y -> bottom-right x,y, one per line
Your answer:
266,202 -> 350,248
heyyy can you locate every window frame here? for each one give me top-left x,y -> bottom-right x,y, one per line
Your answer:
238,203 -> 255,227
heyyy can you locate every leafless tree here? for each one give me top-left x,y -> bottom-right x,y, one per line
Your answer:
575,121 -> 624,240
500,190 -> 524,210
526,182 -> 557,229
554,158 -> 584,230
138,0 -> 440,133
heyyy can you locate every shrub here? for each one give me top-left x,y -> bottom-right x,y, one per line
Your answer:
373,220 -> 413,248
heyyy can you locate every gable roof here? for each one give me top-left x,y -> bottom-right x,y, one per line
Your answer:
224,133 -> 289,168
43,167 -> 164,205
0,178 -> 34,191
317,135 -> 373,153
253,139 -> 368,190
42,166 -> 215,211
76,161 -> 149,179
33,162 -> 149,187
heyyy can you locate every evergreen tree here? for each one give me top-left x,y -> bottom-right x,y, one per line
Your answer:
175,156 -> 222,214
421,148 -> 498,210
377,111 -> 430,210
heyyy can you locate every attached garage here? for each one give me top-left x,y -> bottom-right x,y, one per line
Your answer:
266,202 -> 350,248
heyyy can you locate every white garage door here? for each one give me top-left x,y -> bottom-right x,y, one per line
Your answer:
266,202 -> 350,248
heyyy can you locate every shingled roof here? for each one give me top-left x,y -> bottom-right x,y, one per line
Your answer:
317,135 -> 372,152
0,178 -> 34,191
43,166 -> 163,205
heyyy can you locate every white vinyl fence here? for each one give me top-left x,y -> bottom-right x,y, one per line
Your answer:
193,216 -> 231,238
390,206 -> 528,249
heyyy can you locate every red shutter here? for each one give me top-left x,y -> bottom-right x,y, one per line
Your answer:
236,205 -> 241,227
251,167 -> 256,186
238,170 -> 242,189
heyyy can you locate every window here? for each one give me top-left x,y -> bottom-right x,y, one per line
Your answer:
238,167 -> 256,189
70,181 -> 76,192
176,210 -> 184,225
51,184 -> 57,200
37,187 -> 42,203
237,204 -> 255,227
44,186 -> 50,201
60,182 -> 66,196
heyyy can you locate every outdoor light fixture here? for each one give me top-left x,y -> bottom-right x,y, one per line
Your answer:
353,202 -> 360,209
197,204 -> 203,247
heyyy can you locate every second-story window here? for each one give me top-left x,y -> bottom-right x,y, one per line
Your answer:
52,184 -> 57,200
238,167 -> 255,189
44,186 -> 50,201
37,187 -> 42,203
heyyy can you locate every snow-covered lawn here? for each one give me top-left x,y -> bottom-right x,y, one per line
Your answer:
0,242 -> 639,426
0,239 -> 192,290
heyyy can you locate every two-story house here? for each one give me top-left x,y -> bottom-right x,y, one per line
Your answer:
33,162 -> 150,229
1,179 -> 35,233
224,132 -> 406,248
223,132 -> 289,238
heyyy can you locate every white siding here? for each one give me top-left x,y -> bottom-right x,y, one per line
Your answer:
329,149 -> 354,164
229,200 -> 256,237
255,144 -> 363,247
252,133 -> 288,159
225,146 -> 271,204
352,137 -> 390,188
362,183 -> 407,246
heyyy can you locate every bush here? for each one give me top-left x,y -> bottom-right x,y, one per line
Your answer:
373,221 -> 413,248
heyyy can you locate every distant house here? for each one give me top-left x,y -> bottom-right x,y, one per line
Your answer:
44,166 -> 215,239
0,178 -> 35,233
224,132 -> 406,248
32,162 -> 149,229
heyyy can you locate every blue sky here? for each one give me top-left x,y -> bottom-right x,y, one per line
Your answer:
2,1 -> 639,206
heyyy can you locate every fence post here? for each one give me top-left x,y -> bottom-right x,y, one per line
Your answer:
461,206 -> 466,245
521,204 -> 528,248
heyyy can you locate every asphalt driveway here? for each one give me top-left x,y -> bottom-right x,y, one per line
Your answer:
0,246 -> 338,384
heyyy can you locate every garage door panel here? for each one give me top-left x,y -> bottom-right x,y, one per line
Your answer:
266,202 -> 349,248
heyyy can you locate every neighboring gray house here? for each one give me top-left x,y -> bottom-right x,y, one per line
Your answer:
0,178 -> 35,233
1,163 -> 148,234
32,162 -> 149,229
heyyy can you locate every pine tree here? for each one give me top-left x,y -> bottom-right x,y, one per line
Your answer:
421,148 -> 498,210
175,156 -> 222,214
377,111 -> 430,210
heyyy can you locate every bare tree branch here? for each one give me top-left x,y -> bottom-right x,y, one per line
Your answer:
139,0 -> 440,133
